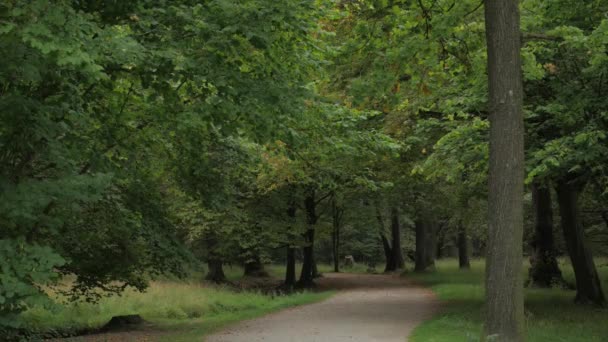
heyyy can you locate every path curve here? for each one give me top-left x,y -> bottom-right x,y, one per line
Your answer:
206,273 -> 439,342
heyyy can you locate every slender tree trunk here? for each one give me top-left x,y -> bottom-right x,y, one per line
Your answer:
528,183 -> 563,287
458,223 -> 470,269
298,192 -> 317,287
376,205 -> 396,272
414,218 -> 428,272
244,256 -> 269,278
284,193 -> 297,289
332,230 -> 339,272
414,215 -> 436,272
390,207 -> 405,269
556,180 -> 606,306
205,260 -> 226,283
335,228 -> 340,271
381,233 -> 395,272
483,0 -> 525,340
427,222 -> 438,269
415,219 -> 426,272
331,195 -> 344,273
436,227 -> 445,260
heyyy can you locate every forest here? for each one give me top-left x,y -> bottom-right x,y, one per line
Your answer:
1,0 -> 608,341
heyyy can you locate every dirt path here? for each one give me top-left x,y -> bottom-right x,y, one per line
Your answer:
206,273 -> 440,342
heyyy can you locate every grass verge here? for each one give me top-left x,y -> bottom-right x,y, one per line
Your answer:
409,258 -> 608,342
22,267 -> 334,340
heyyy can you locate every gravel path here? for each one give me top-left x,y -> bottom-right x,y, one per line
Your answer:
206,273 -> 440,342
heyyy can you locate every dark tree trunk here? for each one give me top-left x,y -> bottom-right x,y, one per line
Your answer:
331,195 -> 344,273
299,228 -> 315,286
414,219 -> 425,272
556,180 -> 606,306
601,211 -> 608,229
285,247 -> 296,289
390,207 -> 405,269
376,205 -> 396,272
205,260 -> 226,283
436,227 -> 445,260
528,183 -> 563,287
457,223 -> 470,269
332,230 -> 340,272
414,216 -> 436,272
298,192 -> 317,287
244,256 -> 269,278
484,0 -> 526,339
381,233 -> 396,272
284,194 -> 297,289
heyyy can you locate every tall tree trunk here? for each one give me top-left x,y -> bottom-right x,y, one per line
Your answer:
483,0 -> 525,340
458,223 -> 470,269
285,247 -> 296,289
284,193 -> 297,289
381,233 -> 395,272
376,205 -> 396,272
244,256 -> 269,278
335,229 -> 340,272
528,183 -> 563,287
414,219 -> 426,272
390,207 -> 405,269
299,229 -> 315,285
414,216 -> 436,272
436,226 -> 445,260
298,192 -> 317,287
332,230 -> 340,272
556,180 -> 606,306
331,194 -> 344,273
205,259 -> 226,283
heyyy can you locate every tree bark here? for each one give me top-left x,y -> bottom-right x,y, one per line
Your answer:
298,192 -> 317,287
376,205 -> 396,272
205,259 -> 226,283
285,247 -> 296,289
528,183 -> 563,287
381,233 -> 396,272
331,195 -> 344,273
457,223 -> 470,269
390,207 -> 405,269
484,0 -> 526,340
556,180 -> 606,306
414,216 -> 436,272
414,219 -> 425,272
332,230 -> 340,272
299,229 -> 315,285
284,194 -> 297,290
436,226 -> 445,260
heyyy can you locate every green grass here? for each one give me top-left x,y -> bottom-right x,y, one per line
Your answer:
22,265 -> 335,340
409,258 -> 608,342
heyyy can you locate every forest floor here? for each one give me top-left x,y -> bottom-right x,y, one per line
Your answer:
206,273 -> 440,342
